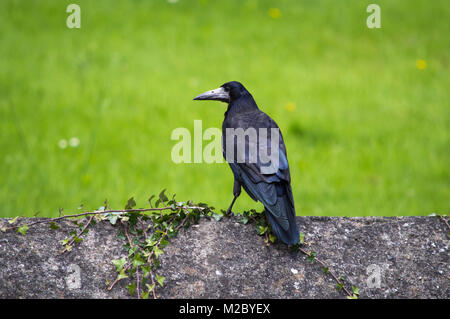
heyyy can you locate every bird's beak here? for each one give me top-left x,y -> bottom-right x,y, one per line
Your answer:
193,87 -> 229,103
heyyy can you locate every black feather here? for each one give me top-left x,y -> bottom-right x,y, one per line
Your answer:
220,82 -> 300,245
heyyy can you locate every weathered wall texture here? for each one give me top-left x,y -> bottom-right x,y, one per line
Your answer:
0,216 -> 448,299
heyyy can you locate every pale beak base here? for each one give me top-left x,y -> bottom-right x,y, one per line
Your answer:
193,87 -> 230,103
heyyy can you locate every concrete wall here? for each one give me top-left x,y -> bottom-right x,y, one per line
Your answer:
0,216 -> 448,298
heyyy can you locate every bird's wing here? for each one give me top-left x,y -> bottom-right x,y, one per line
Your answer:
224,111 -> 291,182
225,111 -> 296,238
228,132 -> 293,207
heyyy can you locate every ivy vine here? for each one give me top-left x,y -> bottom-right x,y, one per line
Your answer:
2,189 -> 364,299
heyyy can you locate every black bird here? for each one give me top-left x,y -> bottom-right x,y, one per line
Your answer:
193,81 -> 300,245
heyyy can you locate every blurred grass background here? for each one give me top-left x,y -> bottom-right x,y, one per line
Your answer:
0,0 -> 448,217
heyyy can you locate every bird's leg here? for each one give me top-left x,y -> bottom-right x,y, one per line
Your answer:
226,179 -> 241,216
226,196 -> 238,216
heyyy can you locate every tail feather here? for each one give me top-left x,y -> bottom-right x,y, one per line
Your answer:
265,192 -> 299,245
233,164 -> 299,245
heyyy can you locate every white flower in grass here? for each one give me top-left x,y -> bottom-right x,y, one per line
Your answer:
58,139 -> 68,149
69,137 -> 80,148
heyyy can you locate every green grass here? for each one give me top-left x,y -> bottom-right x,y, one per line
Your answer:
0,0 -> 448,217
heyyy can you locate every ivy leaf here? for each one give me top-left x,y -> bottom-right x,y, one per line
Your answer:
142,291 -> 149,299
322,267 -> 329,274
108,214 -> 118,225
126,282 -> 136,296
128,246 -> 138,257
268,234 -> 277,243
257,225 -> 268,235
117,230 -> 126,241
299,232 -> 305,245
347,293 -> 358,299
8,216 -> 19,224
127,211 -> 139,227
112,257 -> 127,272
153,246 -> 164,258
125,197 -> 136,210
158,189 -> 168,203
212,212 -> 223,221
17,224 -> 29,236
49,222 -> 60,230
167,229 -> 178,239
141,266 -> 151,278
237,215 -> 249,224
97,206 -> 106,212
148,195 -> 155,208
133,253 -> 145,267
145,238 -> 157,247
146,283 -> 155,292
308,251 -> 316,263
352,286 -> 360,296
159,238 -> 170,249
117,269 -> 128,281
155,274 -> 165,287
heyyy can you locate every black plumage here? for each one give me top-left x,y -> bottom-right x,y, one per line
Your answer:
194,81 -> 299,245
